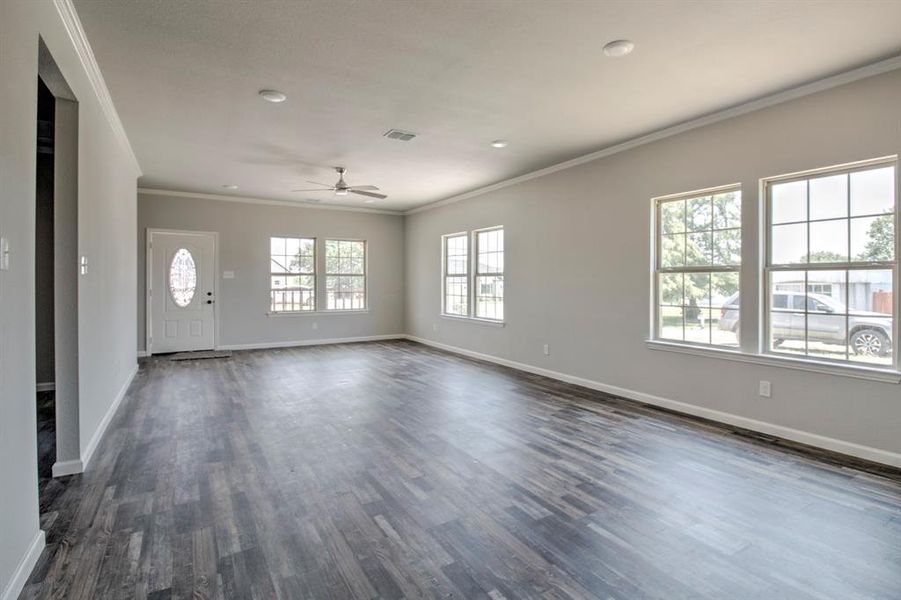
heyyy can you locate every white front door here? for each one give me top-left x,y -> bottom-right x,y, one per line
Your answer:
149,230 -> 216,353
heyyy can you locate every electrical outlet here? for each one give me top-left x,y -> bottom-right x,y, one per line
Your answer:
759,380 -> 772,398
312,322 -> 318,331
432,323 -> 437,332
543,344 -> 550,356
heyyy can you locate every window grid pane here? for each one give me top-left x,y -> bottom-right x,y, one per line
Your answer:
476,228 -> 504,320
656,190 -> 742,348
325,240 -> 366,310
766,162 -> 896,367
270,237 -> 315,312
444,234 -> 469,315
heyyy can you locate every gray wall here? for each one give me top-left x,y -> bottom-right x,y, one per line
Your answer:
138,194 -> 405,351
406,69 -> 901,459
0,1 -> 138,596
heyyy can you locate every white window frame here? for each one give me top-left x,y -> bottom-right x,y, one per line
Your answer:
652,184 -> 742,349
323,238 -> 368,312
441,232 -> 469,317
267,237 -> 369,315
762,156 -> 899,371
648,157 -> 901,384
440,225 -> 505,325
269,236 -> 317,313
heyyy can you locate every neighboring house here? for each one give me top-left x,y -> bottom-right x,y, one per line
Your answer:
774,270 -> 893,314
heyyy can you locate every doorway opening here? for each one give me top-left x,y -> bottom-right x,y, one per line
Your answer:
35,76 -> 56,496
35,40 -> 81,535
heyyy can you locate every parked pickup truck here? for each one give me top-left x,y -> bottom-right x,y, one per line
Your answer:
719,291 -> 893,356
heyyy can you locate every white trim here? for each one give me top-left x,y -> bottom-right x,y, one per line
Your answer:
404,335 -> 901,468
54,0 -> 141,176
267,309 -> 370,317
36,382 -> 55,392
219,334 -> 404,351
80,364 -> 138,472
51,458 -> 84,478
139,188 -> 403,216
406,55 -> 901,215
646,340 -> 901,384
440,315 -> 505,327
137,350 -> 149,358
0,530 -> 45,600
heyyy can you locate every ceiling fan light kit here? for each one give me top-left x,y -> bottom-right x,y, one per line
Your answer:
291,167 -> 387,201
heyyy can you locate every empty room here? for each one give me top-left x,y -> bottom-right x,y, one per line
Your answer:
2,1 -> 901,598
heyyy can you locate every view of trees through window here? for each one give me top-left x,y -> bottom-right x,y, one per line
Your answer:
325,240 -> 366,310
657,189 -> 741,346
270,237 -> 316,312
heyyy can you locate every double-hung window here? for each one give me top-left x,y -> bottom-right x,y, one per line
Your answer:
474,227 -> 504,320
443,233 -> 469,316
441,226 -> 504,322
325,239 -> 366,310
765,159 -> 896,366
655,187 -> 742,347
270,237 -> 316,312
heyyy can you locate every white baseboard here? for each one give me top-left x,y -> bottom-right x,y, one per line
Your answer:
136,350 -> 149,358
404,335 -> 901,469
51,459 -> 84,478
36,382 -> 55,392
80,363 -> 139,472
0,529 -> 45,600
219,334 -> 405,351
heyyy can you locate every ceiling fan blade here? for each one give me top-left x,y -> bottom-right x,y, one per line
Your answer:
348,185 -> 380,191
350,189 -> 387,200
291,188 -> 334,192
306,180 -> 334,187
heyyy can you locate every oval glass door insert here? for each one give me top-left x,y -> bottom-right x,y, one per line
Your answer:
169,248 -> 197,307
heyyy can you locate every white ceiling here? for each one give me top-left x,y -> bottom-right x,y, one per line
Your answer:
74,0 -> 901,212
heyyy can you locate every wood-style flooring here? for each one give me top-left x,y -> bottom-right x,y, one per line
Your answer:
21,340 -> 901,599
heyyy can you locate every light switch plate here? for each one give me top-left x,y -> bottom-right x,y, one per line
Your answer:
0,237 -> 9,271
222,270 -> 235,279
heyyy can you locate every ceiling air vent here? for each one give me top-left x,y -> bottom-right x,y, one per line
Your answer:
383,129 -> 417,142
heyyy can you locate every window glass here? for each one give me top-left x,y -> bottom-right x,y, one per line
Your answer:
325,240 -> 366,310
656,189 -> 741,347
766,161 -> 896,367
475,228 -> 504,321
270,237 -> 315,312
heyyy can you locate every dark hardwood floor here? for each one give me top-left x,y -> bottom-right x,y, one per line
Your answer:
21,340 -> 901,599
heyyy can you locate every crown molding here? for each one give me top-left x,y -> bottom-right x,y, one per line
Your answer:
54,0 -> 142,177
406,54 -> 901,215
138,188 -> 404,216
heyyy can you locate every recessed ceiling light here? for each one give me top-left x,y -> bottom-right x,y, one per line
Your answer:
603,39 -> 634,57
221,184 -> 238,190
258,89 -> 287,103
490,139 -> 509,148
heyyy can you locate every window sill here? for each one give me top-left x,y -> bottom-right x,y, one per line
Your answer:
646,340 -> 901,384
268,309 -> 370,317
441,314 -> 505,328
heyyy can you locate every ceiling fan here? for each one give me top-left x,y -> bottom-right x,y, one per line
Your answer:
292,167 -> 387,200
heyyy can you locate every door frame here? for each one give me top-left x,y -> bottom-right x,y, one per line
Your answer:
146,228 -> 220,355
